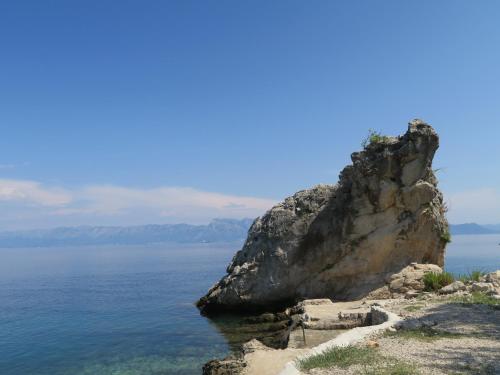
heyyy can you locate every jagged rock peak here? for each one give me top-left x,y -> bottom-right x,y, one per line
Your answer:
197,120 -> 449,313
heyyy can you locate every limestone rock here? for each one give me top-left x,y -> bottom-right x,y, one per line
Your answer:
405,291 -> 420,299
470,282 -> 496,294
368,263 -> 442,298
439,281 -> 466,294
198,120 -> 448,313
242,339 -> 272,354
202,357 -> 245,375
485,271 -> 500,286
366,285 -> 392,299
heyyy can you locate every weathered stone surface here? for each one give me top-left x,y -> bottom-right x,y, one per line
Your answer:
485,271 -> 500,286
198,120 -> 448,313
368,263 -> 442,298
439,281 -> 466,294
470,282 -> 496,294
202,356 -> 245,375
404,291 -> 420,299
367,285 -> 392,299
242,339 -> 272,354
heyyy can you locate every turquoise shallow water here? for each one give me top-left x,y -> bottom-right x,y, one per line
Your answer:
0,243 -> 240,375
0,235 -> 499,375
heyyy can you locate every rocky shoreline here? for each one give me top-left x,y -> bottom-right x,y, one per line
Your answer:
203,269 -> 500,375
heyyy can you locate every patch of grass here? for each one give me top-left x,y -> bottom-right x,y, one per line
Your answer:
469,270 -> 484,281
363,360 -> 420,375
451,292 -> 500,308
423,271 -> 454,291
457,270 -> 485,283
362,129 -> 391,148
384,327 -> 465,342
297,345 -> 421,374
403,304 -> 424,312
296,345 -> 379,371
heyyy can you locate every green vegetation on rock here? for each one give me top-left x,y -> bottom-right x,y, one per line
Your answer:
457,270 -> 485,283
423,269 -> 491,291
362,129 -> 391,148
423,271 -> 454,291
440,230 -> 452,243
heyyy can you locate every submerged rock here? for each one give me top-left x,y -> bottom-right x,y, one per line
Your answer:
198,120 -> 448,313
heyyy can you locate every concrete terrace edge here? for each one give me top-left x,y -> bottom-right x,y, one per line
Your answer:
278,305 -> 403,375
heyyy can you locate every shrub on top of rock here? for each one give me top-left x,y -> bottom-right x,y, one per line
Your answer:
361,129 -> 392,148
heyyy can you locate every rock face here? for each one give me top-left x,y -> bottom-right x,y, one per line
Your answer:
198,120 -> 449,313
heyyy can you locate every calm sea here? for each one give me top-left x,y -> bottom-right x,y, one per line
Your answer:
445,234 -> 500,275
0,235 -> 499,375
0,243 -> 238,375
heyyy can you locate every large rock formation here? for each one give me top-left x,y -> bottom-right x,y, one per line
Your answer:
198,120 -> 449,313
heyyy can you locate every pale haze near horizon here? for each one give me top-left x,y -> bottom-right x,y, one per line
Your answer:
1,1 -> 499,230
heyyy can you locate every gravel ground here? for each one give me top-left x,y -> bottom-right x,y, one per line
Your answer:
308,299 -> 500,374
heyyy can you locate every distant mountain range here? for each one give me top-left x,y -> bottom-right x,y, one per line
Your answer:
0,218 -> 254,248
484,224 -> 500,232
0,219 -> 497,248
450,223 -> 500,235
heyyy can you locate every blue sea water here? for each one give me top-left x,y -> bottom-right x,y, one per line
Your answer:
0,235 -> 499,375
0,243 -> 239,375
445,234 -> 500,275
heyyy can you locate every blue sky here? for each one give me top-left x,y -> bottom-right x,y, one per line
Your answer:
1,1 -> 499,229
